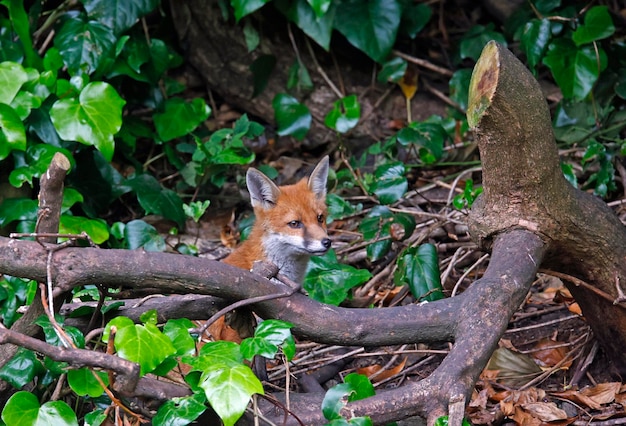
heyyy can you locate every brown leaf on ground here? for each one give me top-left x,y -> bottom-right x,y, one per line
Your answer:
357,357 -> 407,382
580,382 -> 622,405
530,337 -> 571,369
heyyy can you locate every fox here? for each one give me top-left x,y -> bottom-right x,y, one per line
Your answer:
223,156 -> 332,283
207,157 -> 332,343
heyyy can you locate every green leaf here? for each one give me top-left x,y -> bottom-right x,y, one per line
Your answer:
127,174 -> 186,227
327,193 -> 358,220
231,0 -> 271,21
459,24 -> 507,61
104,316 -> 176,376
334,0 -> 402,63
199,363 -> 264,426
543,39 -> 607,100
84,409 -> 107,426
324,94 -> 360,133
449,68 -> 472,112
183,341 -> 244,371
0,348 -> 43,389
521,18 -> 551,71
123,219 -> 166,251
561,163 -> 577,188
67,368 -> 109,397
0,2 -> 41,68
152,394 -> 207,426
2,391 -> 79,426
54,16 -> 116,75
59,215 -> 109,244
307,0 -> 331,18
395,243 -> 444,302
0,61 -> 28,104
572,6 -> 615,46
272,93 -> 311,140
371,161 -> 407,204
50,82 -> 126,161
322,382 -> 354,420
163,318 -> 197,357
249,54 -> 276,98
343,373 -> 375,400
154,97 -> 211,142
35,315 -> 85,348
378,57 -> 407,83
358,206 -> 393,261
83,0 -> 160,35
400,2 -> 432,39
241,319 -> 295,360
0,103 -> 26,160
396,122 -> 446,164
283,0 -> 335,50
304,250 -> 372,305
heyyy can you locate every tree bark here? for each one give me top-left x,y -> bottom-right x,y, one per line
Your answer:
467,41 -> 626,373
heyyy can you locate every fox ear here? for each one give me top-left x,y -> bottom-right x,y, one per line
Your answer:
247,168 -> 281,209
308,156 -> 329,199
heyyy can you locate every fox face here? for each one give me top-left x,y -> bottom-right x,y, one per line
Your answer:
225,157 -> 331,283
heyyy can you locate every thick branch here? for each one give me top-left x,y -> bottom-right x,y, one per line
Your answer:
466,41 -> 626,372
252,229 -> 547,425
0,327 -> 139,393
0,236 -> 456,346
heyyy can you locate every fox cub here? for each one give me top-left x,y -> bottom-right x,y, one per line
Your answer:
223,156 -> 332,283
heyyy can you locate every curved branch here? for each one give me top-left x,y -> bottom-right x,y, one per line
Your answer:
252,229 -> 547,425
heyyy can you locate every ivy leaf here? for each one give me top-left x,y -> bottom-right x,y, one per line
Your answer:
2,391 -> 78,426
59,215 -> 109,244
0,103 -> 26,160
83,0 -> 160,35
183,341 -> 244,371
543,39 -> 607,100
400,2 -> 432,39
0,348 -> 43,389
50,82 -> 125,161
241,320 -> 295,360
307,0 -> 331,18
104,316 -> 176,376
0,61 -> 28,104
378,57 -> 407,83
199,363 -> 264,426
324,94 -> 360,133
67,368 -> 109,397
163,318 -> 197,357
152,394 -> 207,426
521,18 -> 551,72
572,6 -> 615,46
395,243 -> 444,302
459,24 -> 506,61
54,16 -> 116,75
371,161 -> 407,204
272,93 -> 311,140
123,219 -> 166,252
249,55 -> 276,98
304,250 -> 372,305
334,0 -> 402,63
283,0 -> 335,50
231,0 -> 271,22
154,97 -> 211,142
322,383 -> 354,420
127,173 -> 186,227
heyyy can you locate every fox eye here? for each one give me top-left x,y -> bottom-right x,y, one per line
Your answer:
288,220 -> 303,229
317,214 -> 324,223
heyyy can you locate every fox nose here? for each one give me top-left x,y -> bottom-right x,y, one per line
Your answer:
322,238 -> 332,249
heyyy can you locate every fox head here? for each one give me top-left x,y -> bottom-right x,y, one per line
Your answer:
246,156 -> 332,282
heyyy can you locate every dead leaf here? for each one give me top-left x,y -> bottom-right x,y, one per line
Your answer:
520,402 -> 568,422
486,347 -> 542,387
567,302 -> 582,315
530,338 -> 571,369
398,65 -> 418,101
357,357 -> 407,382
580,382 -> 621,405
552,389 -> 602,410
